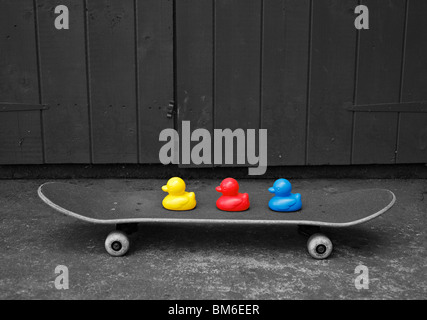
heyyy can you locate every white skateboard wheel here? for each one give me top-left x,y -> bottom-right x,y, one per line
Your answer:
307,233 -> 333,260
105,231 -> 130,257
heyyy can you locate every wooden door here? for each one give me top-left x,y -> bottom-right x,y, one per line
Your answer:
0,0 -> 173,164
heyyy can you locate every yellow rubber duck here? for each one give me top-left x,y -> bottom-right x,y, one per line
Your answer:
162,177 -> 196,211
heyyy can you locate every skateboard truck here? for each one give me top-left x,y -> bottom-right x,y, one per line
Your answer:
116,223 -> 138,234
298,225 -> 321,237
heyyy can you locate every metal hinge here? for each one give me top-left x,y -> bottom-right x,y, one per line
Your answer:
0,103 -> 49,112
166,100 -> 175,118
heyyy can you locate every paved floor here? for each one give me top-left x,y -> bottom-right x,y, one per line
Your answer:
0,179 -> 425,299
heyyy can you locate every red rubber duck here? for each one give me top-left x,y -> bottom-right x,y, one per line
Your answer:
215,178 -> 250,211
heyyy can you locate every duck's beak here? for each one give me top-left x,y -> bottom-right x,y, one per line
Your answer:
162,185 -> 168,192
268,187 -> 275,193
215,186 -> 222,192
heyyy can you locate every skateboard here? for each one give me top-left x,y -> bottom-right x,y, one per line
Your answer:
38,182 -> 395,259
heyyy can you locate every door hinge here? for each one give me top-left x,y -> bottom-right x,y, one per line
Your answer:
166,100 -> 175,118
0,103 -> 49,112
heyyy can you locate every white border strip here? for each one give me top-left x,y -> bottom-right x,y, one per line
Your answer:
38,183 -> 396,228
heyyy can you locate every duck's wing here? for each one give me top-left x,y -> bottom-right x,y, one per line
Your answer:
167,196 -> 190,207
280,198 -> 297,209
225,197 -> 244,207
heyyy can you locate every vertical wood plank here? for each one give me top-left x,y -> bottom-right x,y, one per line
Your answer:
307,0 -> 357,165
398,0 -> 427,163
37,0 -> 90,163
0,0 -> 43,164
215,0 -> 261,130
87,0 -> 137,163
176,0 -> 213,167
352,0 -> 405,164
261,0 -> 310,165
215,0 -> 262,166
138,0 -> 174,163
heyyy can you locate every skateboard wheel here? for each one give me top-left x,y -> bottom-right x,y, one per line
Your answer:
307,233 -> 333,260
105,231 -> 129,257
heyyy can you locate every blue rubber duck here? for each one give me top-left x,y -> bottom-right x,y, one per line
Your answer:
268,179 -> 302,212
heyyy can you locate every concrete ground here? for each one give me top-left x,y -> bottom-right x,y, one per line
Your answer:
0,179 -> 425,299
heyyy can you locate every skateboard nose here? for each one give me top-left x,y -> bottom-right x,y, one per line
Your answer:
162,185 -> 168,192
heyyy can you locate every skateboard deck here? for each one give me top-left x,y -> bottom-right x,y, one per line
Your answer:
38,182 -> 395,227
38,182 -> 395,258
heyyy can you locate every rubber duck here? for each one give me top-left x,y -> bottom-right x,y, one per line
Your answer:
268,179 -> 302,212
215,178 -> 250,211
162,177 -> 196,211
